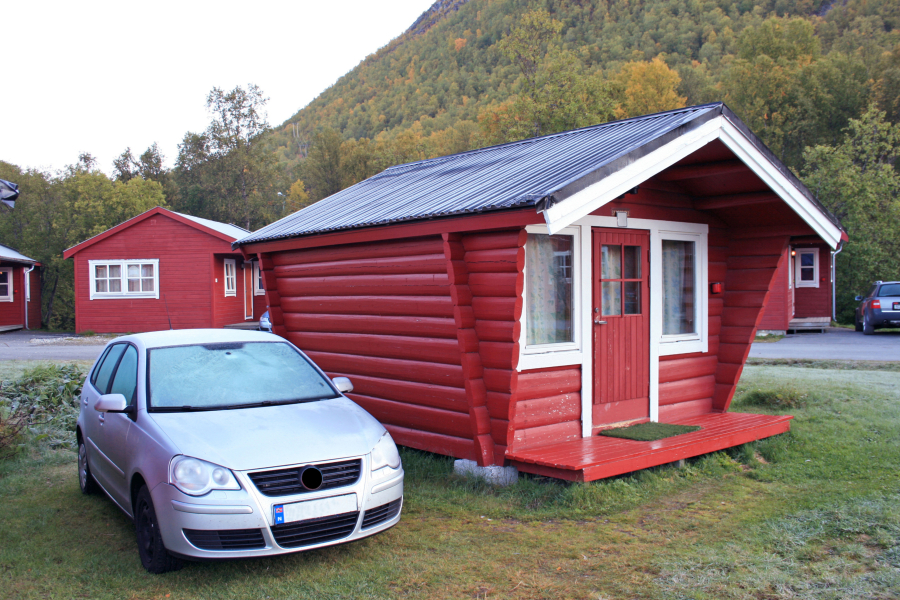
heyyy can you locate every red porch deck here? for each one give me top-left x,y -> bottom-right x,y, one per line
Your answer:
506,412 -> 792,482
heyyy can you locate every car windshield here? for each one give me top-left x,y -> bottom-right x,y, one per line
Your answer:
148,342 -> 339,411
878,283 -> 900,297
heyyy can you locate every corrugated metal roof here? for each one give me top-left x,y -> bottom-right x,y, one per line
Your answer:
0,243 -> 37,264
173,211 -> 249,240
235,103 -> 839,247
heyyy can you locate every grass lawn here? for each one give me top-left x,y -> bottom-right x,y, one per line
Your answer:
1,362 -> 899,599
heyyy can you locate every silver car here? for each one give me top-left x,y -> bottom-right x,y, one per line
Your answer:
76,329 -> 403,573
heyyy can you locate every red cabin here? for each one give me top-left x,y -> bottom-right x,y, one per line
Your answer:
758,241 -> 835,333
235,104 -> 846,481
0,243 -> 41,331
64,207 -> 267,334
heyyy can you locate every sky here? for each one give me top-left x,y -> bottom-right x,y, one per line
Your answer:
1,0 -> 437,175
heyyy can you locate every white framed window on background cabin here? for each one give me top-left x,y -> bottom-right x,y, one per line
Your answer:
89,260 -> 159,300
0,268 -> 12,302
224,259 -> 237,297
795,248 -> 818,288
253,262 -> 265,295
658,230 -> 708,356
518,225 -> 582,370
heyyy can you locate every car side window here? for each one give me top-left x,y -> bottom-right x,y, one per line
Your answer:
93,344 -> 127,394
90,346 -> 112,387
109,345 -> 139,406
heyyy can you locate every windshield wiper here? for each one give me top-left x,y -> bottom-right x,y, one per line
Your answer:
221,397 -> 336,410
151,405 -> 212,412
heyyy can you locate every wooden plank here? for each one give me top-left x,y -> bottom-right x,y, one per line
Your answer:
483,369 -> 516,393
516,367 -> 581,400
479,342 -> 518,369
722,307 -> 765,328
271,237 -> 445,266
349,393 -> 473,439
467,272 -> 522,297
724,269 -> 777,291
305,350 -> 464,388
658,356 -> 718,383
485,392 -> 513,420
463,247 -> 524,273
718,342 -> 750,365
658,398 -> 714,421
513,393 -> 581,430
727,254 -> 783,270
724,291 -> 769,308
327,372 -> 468,413
279,295 -> 454,318
273,254 -> 446,278
475,319 -> 519,342
693,192 -> 779,211
461,229 -> 527,252
472,297 -> 522,321
727,237 -> 787,256
658,375 -> 716,406
385,424 -> 477,461
657,159 -> 746,181
277,274 -> 450,297
512,421 -> 581,451
288,332 -> 461,365
283,313 -> 458,338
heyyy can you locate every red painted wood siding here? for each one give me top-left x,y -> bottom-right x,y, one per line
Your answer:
508,366 -> 582,452
210,255 -> 256,328
27,267 -> 41,328
758,248 -> 791,330
262,236 -> 479,461
70,214 -> 245,333
793,244 -> 832,318
0,264 -> 30,327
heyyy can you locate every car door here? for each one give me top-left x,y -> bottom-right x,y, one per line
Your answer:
96,344 -> 139,510
82,343 -> 127,494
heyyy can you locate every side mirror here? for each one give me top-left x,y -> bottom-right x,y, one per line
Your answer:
95,394 -> 127,412
332,377 -> 353,394
855,295 -> 863,302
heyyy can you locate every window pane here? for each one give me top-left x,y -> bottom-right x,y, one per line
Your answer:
109,265 -> 121,278
623,246 -> 641,279
128,264 -> 140,277
800,267 -> 815,281
526,234 -> 573,345
96,279 -> 108,293
624,281 -> 641,314
128,278 -> 141,292
94,344 -> 126,394
141,264 -> 154,278
601,245 -> 621,279
95,265 -> 107,278
109,345 -> 138,405
142,278 -> 154,292
109,279 -> 122,292
801,253 -> 815,267
662,240 -> 696,335
602,281 -> 621,315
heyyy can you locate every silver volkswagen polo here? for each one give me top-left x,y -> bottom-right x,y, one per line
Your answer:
76,329 -> 403,573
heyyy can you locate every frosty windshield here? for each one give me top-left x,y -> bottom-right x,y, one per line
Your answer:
148,342 -> 338,411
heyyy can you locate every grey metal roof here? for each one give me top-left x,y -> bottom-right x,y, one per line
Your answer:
235,103 -> 839,247
173,211 -> 249,240
0,243 -> 37,264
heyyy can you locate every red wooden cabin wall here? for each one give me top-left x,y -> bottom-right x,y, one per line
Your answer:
793,244 -> 831,318
758,249 -> 791,331
71,214 -> 243,333
27,268 -> 41,328
0,265 -> 26,327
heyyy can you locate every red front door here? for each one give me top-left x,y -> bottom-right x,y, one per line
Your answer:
592,228 -> 650,427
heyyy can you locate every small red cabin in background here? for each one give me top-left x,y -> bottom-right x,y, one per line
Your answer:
0,243 -> 41,331
236,104 -> 846,481
64,207 -> 266,334
758,242 -> 834,333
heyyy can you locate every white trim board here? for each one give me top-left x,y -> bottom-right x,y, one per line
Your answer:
541,115 -> 842,249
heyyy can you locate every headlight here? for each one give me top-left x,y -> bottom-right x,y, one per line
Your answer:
370,432 -> 401,472
169,455 -> 241,496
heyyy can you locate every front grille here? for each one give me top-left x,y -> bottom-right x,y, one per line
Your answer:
248,459 -> 362,496
361,498 -> 402,529
270,511 -> 359,548
183,528 -> 266,551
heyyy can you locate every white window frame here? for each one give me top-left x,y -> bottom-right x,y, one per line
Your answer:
253,261 -> 265,296
224,259 -> 237,297
0,267 -> 12,302
88,259 -> 159,300
657,230 -> 708,355
795,248 -> 819,288
518,225 -> 582,371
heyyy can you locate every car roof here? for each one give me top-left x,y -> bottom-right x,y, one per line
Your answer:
108,329 -> 284,350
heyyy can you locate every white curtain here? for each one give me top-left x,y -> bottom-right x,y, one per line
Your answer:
526,234 -> 573,345
662,240 -> 695,335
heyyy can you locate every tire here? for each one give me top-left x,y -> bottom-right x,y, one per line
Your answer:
78,439 -> 98,495
863,312 -> 875,336
134,486 -> 183,574
855,312 -> 863,332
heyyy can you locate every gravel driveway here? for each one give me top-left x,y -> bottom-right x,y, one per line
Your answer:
749,327 -> 900,361
0,330 -> 111,361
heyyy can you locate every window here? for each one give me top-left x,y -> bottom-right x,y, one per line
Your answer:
224,259 -> 237,296
0,268 -> 11,302
109,345 -> 138,405
25,268 -> 30,301
521,226 -> 580,364
795,249 -> 818,288
89,260 -> 159,300
92,344 -> 127,393
658,230 -> 707,355
253,261 -> 265,295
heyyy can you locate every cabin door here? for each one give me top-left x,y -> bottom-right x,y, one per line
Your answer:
592,228 -> 650,427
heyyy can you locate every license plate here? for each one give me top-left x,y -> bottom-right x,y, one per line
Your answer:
273,493 -> 357,525
894,302 -> 900,310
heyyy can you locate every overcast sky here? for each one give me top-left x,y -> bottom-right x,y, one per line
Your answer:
1,0 -> 436,175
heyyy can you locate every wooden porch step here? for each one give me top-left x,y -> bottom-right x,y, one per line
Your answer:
788,317 -> 830,332
506,412 -> 792,482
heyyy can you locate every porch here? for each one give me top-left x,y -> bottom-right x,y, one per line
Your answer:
506,412 -> 792,482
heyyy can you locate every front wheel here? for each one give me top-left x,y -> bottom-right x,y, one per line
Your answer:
863,312 -> 875,335
78,439 -> 97,495
134,486 -> 183,574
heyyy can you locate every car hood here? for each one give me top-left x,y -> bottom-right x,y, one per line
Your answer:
148,397 -> 385,471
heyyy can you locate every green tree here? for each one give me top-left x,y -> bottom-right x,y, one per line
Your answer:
802,106 -> 900,322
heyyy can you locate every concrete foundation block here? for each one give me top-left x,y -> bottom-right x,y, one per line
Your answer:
453,459 -> 518,486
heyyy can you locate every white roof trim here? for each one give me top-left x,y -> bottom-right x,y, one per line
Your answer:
542,115 -> 842,248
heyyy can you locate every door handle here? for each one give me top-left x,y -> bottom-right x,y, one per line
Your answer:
594,320 -> 607,325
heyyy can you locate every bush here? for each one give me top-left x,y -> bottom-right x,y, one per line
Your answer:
0,364 -> 86,453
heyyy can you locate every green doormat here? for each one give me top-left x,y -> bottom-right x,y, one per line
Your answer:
599,422 -> 701,441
